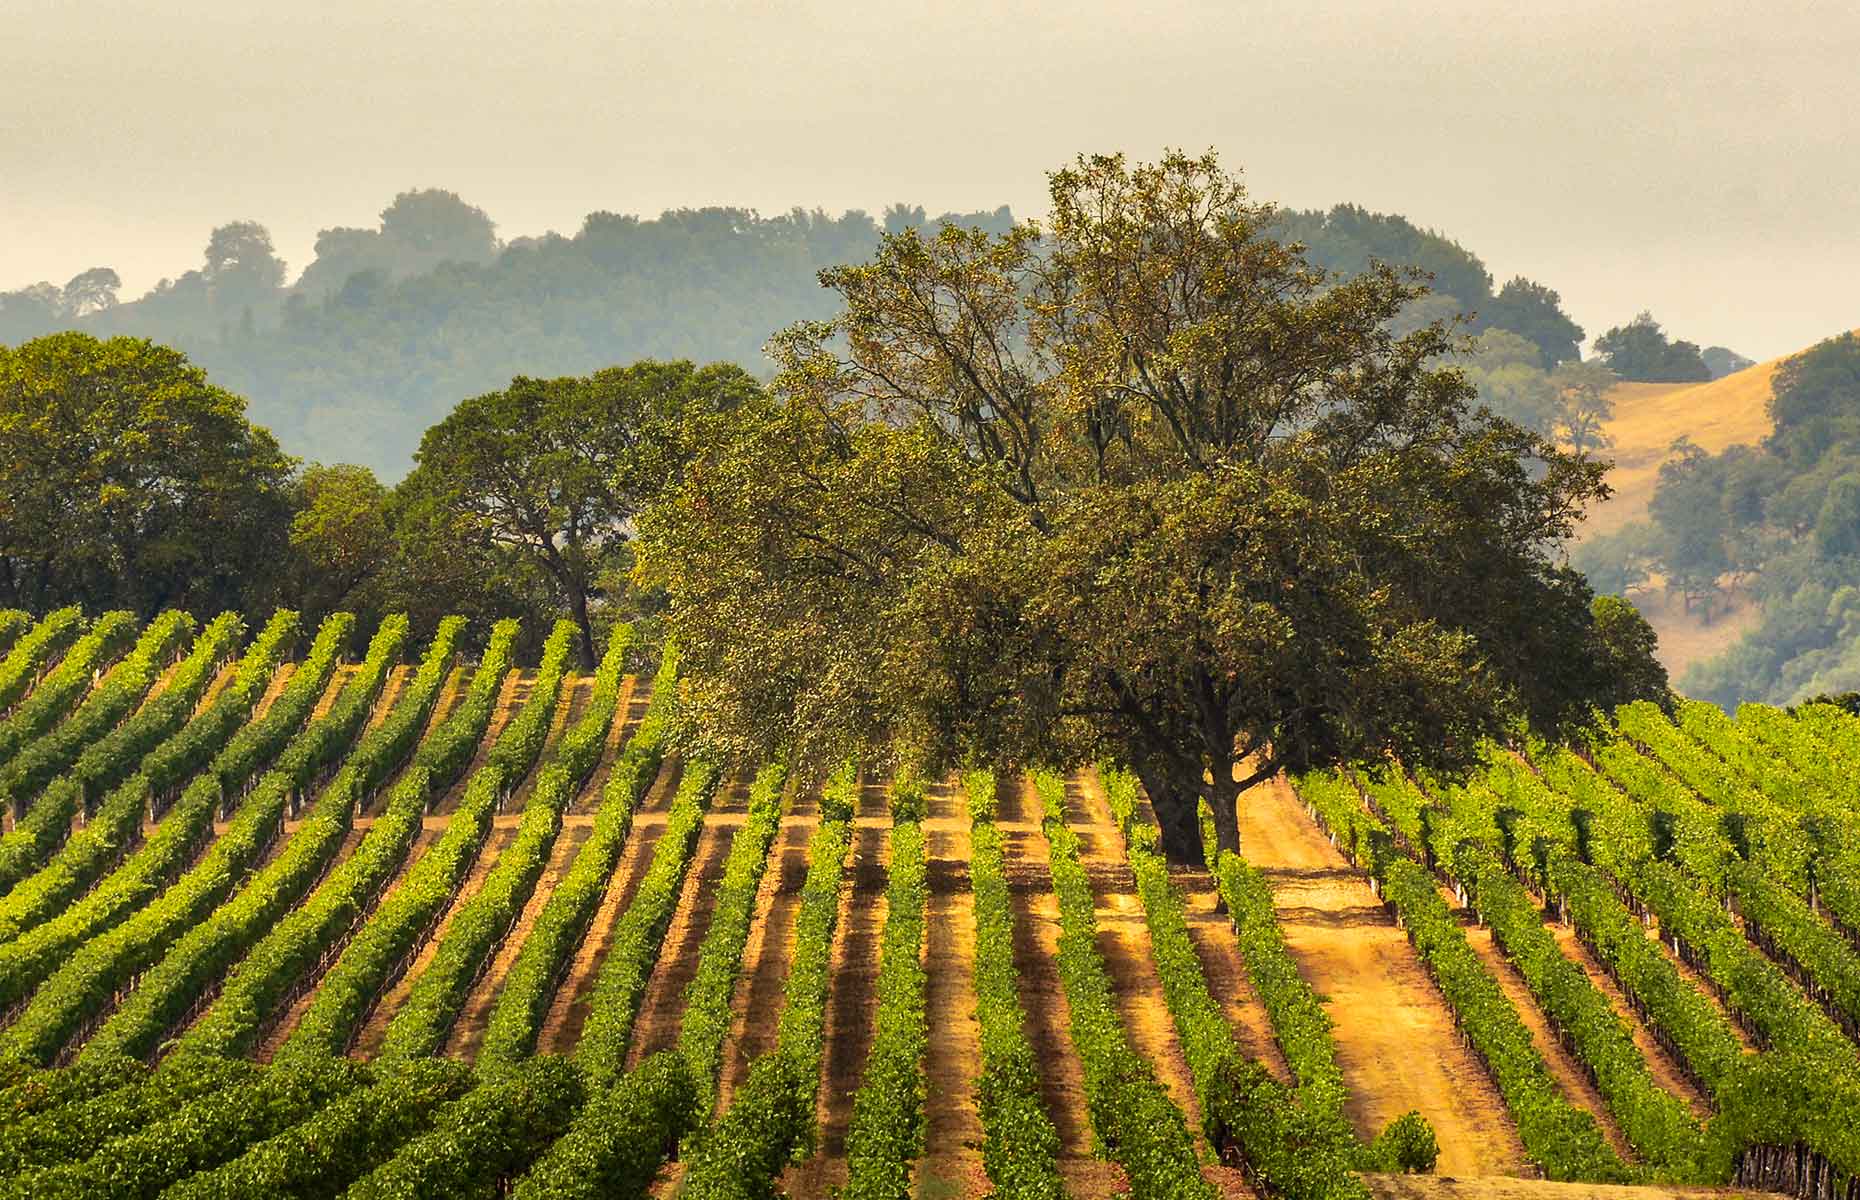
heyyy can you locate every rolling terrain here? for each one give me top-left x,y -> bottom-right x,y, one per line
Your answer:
0,611 -> 1855,1198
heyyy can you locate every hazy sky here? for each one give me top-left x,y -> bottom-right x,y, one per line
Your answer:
4,0 -> 1855,360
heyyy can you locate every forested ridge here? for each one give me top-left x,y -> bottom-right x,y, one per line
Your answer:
3,186 -> 1727,479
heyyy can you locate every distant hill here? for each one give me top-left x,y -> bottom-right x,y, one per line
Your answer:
1579,330 -> 1860,699
1582,356 -> 1783,538
2,192 -> 1584,479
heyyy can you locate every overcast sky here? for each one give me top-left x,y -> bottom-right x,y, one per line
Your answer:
3,0 -> 1855,360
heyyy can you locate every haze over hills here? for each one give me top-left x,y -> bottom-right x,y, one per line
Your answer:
1585,359 -> 1785,538
0,185 -> 1737,481
1578,328 -> 1860,704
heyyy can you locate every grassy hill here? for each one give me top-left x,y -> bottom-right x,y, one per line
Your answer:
1585,360 -> 1782,539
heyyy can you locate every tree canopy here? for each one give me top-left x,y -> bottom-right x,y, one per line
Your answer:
1595,312 -> 1712,383
400,359 -> 760,666
640,151 -> 1638,865
0,332 -> 295,616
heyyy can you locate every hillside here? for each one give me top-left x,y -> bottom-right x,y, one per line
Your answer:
1,610 -> 1856,1198
1583,360 -> 1781,539
1579,353 -> 1783,680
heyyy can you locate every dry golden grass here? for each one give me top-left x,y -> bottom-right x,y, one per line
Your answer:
1573,331 -> 1857,682
1582,361 -> 1781,539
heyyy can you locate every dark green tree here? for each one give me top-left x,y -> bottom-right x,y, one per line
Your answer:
640,151 -> 1619,865
1649,438 -> 1731,613
1586,595 -> 1670,709
1483,277 -> 1585,366
285,463 -> 397,624
1595,312 -> 1711,383
1767,332 -> 1860,462
0,332 -> 295,615
399,359 -> 759,666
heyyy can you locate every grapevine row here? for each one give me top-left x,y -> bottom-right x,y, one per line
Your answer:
679,763 -> 857,1199
0,614 -> 402,1063
164,617 -> 507,1060
1032,769 -> 1212,1200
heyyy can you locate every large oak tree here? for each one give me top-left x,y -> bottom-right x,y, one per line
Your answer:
640,152 -> 1636,865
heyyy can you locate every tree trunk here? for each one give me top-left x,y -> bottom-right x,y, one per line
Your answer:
1204,765 -> 1243,861
1134,760 -> 1208,868
567,581 -> 598,670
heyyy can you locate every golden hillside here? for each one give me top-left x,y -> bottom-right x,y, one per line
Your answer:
1582,359 -> 1781,538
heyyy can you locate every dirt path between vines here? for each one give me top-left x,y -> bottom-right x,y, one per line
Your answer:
781,781 -> 890,1199
1069,773 -> 1255,1198
446,821 -> 596,1060
137,651 -> 188,712
351,824 -> 519,1057
916,775 -> 986,1200
1448,885 -> 1637,1163
569,675 -> 645,815
255,824 -> 445,1063
534,756 -> 683,1054
1131,775 -> 1292,1087
622,777 -> 747,1067
1547,922 -> 1715,1118
251,660 -> 300,720
996,776 -> 1130,1200
502,674 -> 588,811
1238,774 -> 1528,1177
366,663 -> 416,732
194,659 -> 242,712
715,779 -> 817,1110
431,670 -> 525,816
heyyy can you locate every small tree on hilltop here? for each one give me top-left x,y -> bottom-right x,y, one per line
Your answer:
640,151 -> 1636,865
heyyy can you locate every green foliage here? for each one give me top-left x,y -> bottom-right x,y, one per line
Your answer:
165,1059 -> 475,1199
0,334 -> 295,615
1033,771 -> 1213,1199
0,615 -> 370,1061
0,609 -> 190,827
564,758 -> 721,1083
1702,346 -> 1755,380
0,611 -> 292,945
1369,1111 -> 1440,1174
1595,312 -> 1712,383
476,634 -> 683,1066
284,621 -> 592,1062
844,811 -> 929,1200
375,626 -> 587,1061
1484,277 -> 1586,367
511,1052 -> 698,1200
672,760 -> 787,1109
961,770 -> 1070,1200
1454,841 -> 1708,1172
1767,331 -> 1860,462
0,1051 -> 255,1175
397,361 -> 758,666
346,1056 -> 585,1198
0,608 -> 82,713
0,610 -> 137,770
681,765 -> 856,1199
167,619 -> 490,1060
1297,772 -> 1629,1182
286,463 -> 397,624
1586,595 -> 1671,709
0,610 -> 30,655
67,610 -> 246,802
1107,770 -> 1368,1198
645,151 -> 1620,867
2,1055 -> 368,1199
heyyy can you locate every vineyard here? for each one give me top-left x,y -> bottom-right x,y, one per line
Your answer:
2,606 -> 1859,1200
